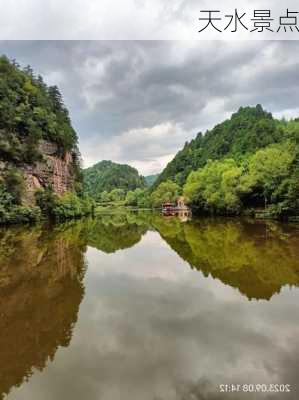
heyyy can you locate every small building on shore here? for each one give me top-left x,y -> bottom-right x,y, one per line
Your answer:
162,202 -> 176,212
162,197 -> 191,218
176,196 -> 188,210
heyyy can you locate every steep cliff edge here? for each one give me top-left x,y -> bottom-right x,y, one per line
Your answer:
0,55 -> 91,224
0,139 -> 78,205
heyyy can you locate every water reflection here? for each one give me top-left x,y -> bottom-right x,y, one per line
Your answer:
85,212 -> 148,253
0,223 -> 86,399
0,212 -> 299,399
149,215 -> 299,300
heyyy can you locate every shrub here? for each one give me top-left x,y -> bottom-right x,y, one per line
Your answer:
151,180 -> 181,208
4,168 -> 24,205
0,204 -> 41,225
51,192 -> 94,221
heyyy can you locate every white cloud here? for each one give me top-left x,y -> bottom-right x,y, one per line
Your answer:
81,121 -> 190,174
274,107 -> 299,120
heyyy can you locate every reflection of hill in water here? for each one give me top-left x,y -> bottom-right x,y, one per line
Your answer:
0,212 -> 298,396
83,211 -> 299,301
0,213 -> 148,398
85,213 -> 148,253
0,223 -> 86,399
150,215 -> 299,301
85,212 -> 299,300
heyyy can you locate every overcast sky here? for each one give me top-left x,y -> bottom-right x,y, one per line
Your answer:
1,40 -> 299,174
1,0 -> 299,40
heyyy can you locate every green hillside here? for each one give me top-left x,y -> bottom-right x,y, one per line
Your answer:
145,174 -> 159,186
0,55 -> 93,224
154,105 -> 282,188
83,160 -> 146,201
0,55 -> 78,163
149,105 -> 299,217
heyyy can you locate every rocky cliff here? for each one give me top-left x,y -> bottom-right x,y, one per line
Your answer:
23,140 -> 76,204
0,55 -> 81,211
0,139 -> 77,205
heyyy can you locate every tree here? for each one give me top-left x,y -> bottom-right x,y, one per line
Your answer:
151,180 -> 180,208
125,190 -> 138,206
125,188 -> 151,208
0,56 -> 79,159
35,187 -> 57,217
241,142 -> 296,208
100,190 -> 111,203
184,159 -> 243,213
110,188 -> 126,202
4,169 -> 24,205
48,85 -> 65,114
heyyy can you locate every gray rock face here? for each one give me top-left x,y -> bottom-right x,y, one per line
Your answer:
0,139 -> 76,204
22,140 -> 76,204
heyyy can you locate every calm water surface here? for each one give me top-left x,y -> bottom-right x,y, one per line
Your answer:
0,211 -> 299,399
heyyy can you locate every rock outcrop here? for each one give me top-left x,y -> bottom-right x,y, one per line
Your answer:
0,139 -> 77,204
0,56 -> 80,208
23,140 -> 76,203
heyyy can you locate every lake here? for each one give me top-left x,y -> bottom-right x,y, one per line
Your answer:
0,211 -> 299,400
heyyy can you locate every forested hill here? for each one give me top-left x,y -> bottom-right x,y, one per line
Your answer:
0,55 -> 94,225
83,160 -> 146,200
0,55 -> 78,163
154,105 -> 283,188
145,174 -> 159,186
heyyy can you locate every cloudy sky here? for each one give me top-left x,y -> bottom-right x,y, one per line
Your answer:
1,40 -> 299,174
1,0 -> 299,40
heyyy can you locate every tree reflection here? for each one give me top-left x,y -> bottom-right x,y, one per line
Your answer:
0,223 -> 86,399
150,215 -> 299,300
0,212 -> 298,397
85,212 -> 148,253
0,213 -> 149,398
84,210 -> 299,300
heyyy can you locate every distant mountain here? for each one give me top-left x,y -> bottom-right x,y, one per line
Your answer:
153,105 -> 282,188
145,174 -> 159,186
83,160 -> 146,199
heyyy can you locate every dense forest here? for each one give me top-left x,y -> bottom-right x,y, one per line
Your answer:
0,55 -> 93,224
154,105 -> 284,188
124,106 -> 299,218
83,160 -> 146,202
0,55 -> 78,162
145,174 -> 159,186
